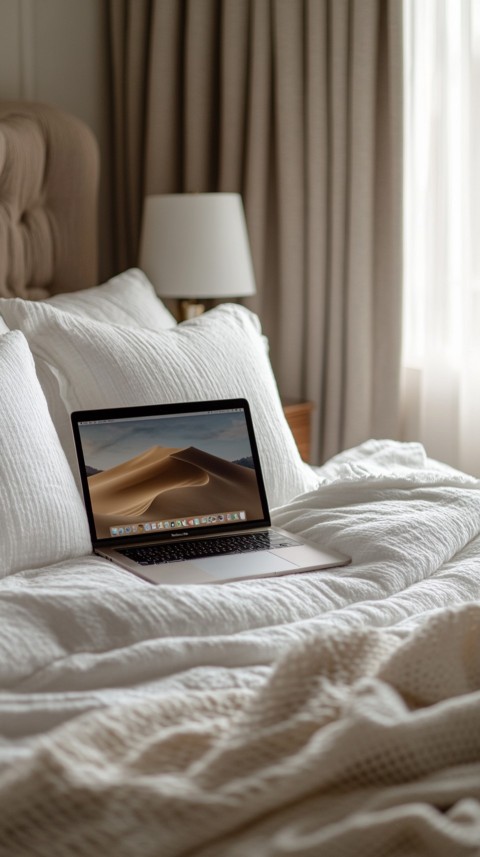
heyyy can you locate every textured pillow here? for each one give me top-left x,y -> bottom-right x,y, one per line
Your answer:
44,268 -> 177,331
0,331 -> 91,576
2,303 -> 318,508
0,269 -> 177,469
0,317 -> 8,334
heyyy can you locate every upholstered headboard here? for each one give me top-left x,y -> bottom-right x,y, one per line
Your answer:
0,101 -> 99,298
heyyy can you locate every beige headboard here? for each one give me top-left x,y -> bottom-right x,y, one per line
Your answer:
0,101 -> 99,298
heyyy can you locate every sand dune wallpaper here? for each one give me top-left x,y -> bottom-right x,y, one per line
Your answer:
78,411 -> 264,539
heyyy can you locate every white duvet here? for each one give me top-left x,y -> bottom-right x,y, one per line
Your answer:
1,440 -> 480,856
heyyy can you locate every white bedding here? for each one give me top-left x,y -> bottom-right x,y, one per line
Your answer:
1,440 -> 480,855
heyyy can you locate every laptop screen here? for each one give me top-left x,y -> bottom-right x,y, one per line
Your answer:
72,400 -> 270,545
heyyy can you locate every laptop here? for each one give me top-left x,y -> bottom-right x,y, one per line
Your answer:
71,399 -> 350,585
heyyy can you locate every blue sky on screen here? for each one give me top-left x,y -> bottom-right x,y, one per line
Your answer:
79,411 -> 252,472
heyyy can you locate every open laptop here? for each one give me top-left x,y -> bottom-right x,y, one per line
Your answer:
71,399 -> 350,585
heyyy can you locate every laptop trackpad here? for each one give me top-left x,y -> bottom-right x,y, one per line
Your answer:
192,551 -> 298,580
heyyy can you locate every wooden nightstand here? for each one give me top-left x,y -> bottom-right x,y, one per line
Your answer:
282,398 -> 314,462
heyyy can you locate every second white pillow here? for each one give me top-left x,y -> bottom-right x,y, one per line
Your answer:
3,302 -> 318,509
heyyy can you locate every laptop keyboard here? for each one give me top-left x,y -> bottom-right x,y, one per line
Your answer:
118,532 -> 299,566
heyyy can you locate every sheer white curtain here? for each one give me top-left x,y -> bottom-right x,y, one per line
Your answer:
402,0 -> 480,475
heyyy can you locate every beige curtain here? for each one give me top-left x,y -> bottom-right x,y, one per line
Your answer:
106,0 -> 403,463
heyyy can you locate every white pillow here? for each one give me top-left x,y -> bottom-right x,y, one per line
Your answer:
0,317 -> 9,334
45,268 -> 177,331
2,303 -> 318,508
0,331 -> 91,577
0,269 -> 177,471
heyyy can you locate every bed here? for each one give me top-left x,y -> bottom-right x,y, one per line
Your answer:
1,101 -> 480,857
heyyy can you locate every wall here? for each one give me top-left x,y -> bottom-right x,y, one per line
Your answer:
0,0 -> 112,279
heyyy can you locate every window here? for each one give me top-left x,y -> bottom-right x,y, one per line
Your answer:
402,0 -> 480,475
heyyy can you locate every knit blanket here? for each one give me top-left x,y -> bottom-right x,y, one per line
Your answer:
1,603 -> 480,857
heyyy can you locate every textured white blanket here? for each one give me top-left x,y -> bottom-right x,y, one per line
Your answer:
1,440 -> 480,855
1,605 -> 480,856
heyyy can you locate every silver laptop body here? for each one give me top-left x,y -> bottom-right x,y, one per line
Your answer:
71,399 -> 350,585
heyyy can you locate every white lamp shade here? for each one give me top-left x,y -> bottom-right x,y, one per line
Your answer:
139,193 -> 257,300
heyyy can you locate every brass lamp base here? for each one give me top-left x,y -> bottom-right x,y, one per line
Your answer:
179,299 -> 205,321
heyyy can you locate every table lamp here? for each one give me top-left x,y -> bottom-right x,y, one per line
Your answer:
139,193 -> 256,320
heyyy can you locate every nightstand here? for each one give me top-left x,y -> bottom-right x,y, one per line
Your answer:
282,398 -> 314,462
